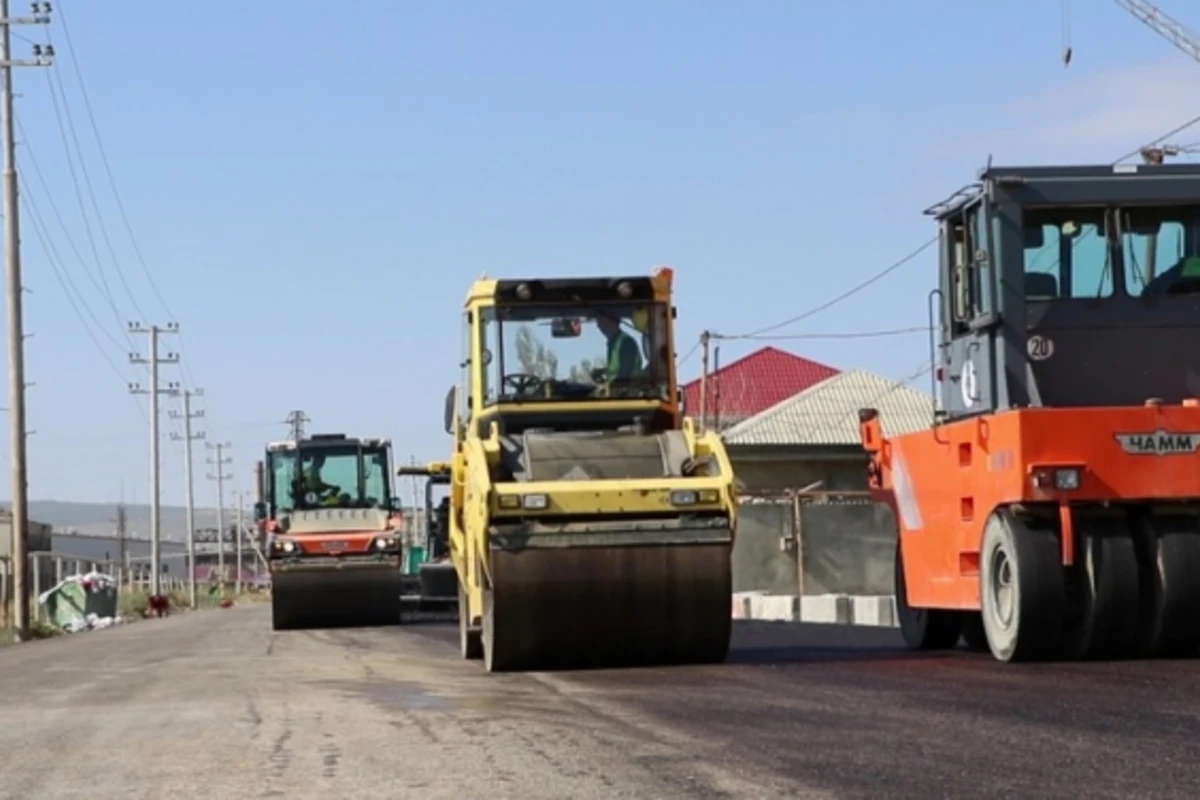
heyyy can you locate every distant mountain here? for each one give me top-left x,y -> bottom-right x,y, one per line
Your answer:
24,500 -> 231,542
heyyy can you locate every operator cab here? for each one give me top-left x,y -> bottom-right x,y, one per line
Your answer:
928,162 -> 1200,420
447,269 -> 681,438
258,434 -> 400,521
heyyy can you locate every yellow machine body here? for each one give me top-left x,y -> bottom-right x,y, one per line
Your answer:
442,267 -> 738,672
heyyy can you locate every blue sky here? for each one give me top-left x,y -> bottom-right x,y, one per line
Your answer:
1,0 -> 1197,505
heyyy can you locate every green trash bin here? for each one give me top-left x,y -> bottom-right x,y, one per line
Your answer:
404,546 -> 427,575
40,576 -> 119,631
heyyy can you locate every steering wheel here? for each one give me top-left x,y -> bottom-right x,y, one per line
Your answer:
504,373 -> 544,395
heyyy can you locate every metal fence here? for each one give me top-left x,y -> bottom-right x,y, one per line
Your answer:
733,491 -> 897,597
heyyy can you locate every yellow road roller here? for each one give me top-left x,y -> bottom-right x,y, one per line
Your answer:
442,266 -> 738,672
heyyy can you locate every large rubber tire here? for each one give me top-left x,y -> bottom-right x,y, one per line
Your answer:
1136,515 -> 1200,658
1060,518 -> 1140,660
979,508 -> 1065,662
459,581 -> 483,660
894,537 -> 962,651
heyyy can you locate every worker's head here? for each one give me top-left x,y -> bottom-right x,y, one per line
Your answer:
595,314 -> 620,338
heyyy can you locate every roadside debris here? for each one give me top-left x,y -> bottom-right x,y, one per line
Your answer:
37,571 -> 122,634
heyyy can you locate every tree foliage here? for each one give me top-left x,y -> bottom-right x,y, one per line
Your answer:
514,325 -> 602,382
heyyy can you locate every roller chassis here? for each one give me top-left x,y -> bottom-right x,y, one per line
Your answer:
446,268 -> 739,673
863,161 -> 1200,663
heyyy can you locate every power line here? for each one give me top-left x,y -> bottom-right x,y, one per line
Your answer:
716,326 -> 930,342
48,1 -> 201,394
720,111 -> 1200,345
42,58 -> 147,321
15,114 -> 137,352
720,237 -> 938,340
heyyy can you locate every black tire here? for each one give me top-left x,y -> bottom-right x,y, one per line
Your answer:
894,537 -> 962,651
960,612 -> 989,652
1137,516 -> 1200,658
459,581 -> 483,660
1060,518 -> 1140,660
979,508 -> 1065,662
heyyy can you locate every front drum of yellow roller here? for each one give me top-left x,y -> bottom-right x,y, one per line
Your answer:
270,563 -> 402,630
481,521 -> 733,672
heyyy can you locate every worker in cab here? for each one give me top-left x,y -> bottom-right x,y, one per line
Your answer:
296,454 -> 341,506
594,313 -> 644,383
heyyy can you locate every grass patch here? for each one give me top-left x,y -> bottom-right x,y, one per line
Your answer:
0,620 -> 65,647
118,586 -> 270,619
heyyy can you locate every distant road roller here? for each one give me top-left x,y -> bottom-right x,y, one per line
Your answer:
443,267 -> 738,672
862,161 -> 1200,662
257,433 -> 416,630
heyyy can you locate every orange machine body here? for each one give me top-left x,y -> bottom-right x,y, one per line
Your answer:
267,511 -> 407,560
862,400 -> 1200,611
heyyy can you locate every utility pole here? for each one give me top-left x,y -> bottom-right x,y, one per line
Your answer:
283,409 -> 309,441
2,1 -> 52,643
235,490 -> 244,594
115,503 -> 127,570
170,388 -> 204,610
206,441 -> 232,592
698,330 -> 711,432
128,322 -> 180,599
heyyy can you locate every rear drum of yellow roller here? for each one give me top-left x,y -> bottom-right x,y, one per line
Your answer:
481,540 -> 732,672
270,565 -> 402,630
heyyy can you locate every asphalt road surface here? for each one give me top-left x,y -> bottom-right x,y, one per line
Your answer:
2,605 -> 1200,799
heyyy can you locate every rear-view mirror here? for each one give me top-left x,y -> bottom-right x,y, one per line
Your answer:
550,318 -> 582,338
253,502 -> 267,522
443,385 -> 457,435
1023,226 -> 1045,249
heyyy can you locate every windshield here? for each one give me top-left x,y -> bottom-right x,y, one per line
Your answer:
1120,207 -> 1200,297
1022,206 -> 1200,299
268,444 -> 392,512
1022,210 -> 1113,299
479,302 -> 671,405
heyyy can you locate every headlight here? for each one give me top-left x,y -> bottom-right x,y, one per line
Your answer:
1054,468 -> 1080,490
670,490 -> 698,505
280,540 -> 296,553
522,494 -> 548,510
1031,466 -> 1082,491
374,536 -> 398,550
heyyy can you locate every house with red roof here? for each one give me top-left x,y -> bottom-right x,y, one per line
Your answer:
681,346 -> 933,495
681,346 -> 839,432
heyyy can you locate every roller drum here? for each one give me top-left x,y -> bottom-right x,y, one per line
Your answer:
483,538 -> 732,672
270,564 -> 402,630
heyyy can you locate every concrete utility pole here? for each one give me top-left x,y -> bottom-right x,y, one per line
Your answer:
235,490 -> 244,594
698,330 -> 711,431
2,0 -> 53,643
128,322 -> 180,599
115,503 -> 127,570
283,409 -> 309,442
170,388 -> 204,609
205,441 -> 232,591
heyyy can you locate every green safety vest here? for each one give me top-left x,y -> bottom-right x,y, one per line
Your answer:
606,331 -> 644,381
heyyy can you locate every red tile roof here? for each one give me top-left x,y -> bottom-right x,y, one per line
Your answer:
681,346 -> 839,425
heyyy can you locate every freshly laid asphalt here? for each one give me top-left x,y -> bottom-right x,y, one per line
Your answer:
1,604 -> 1198,799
